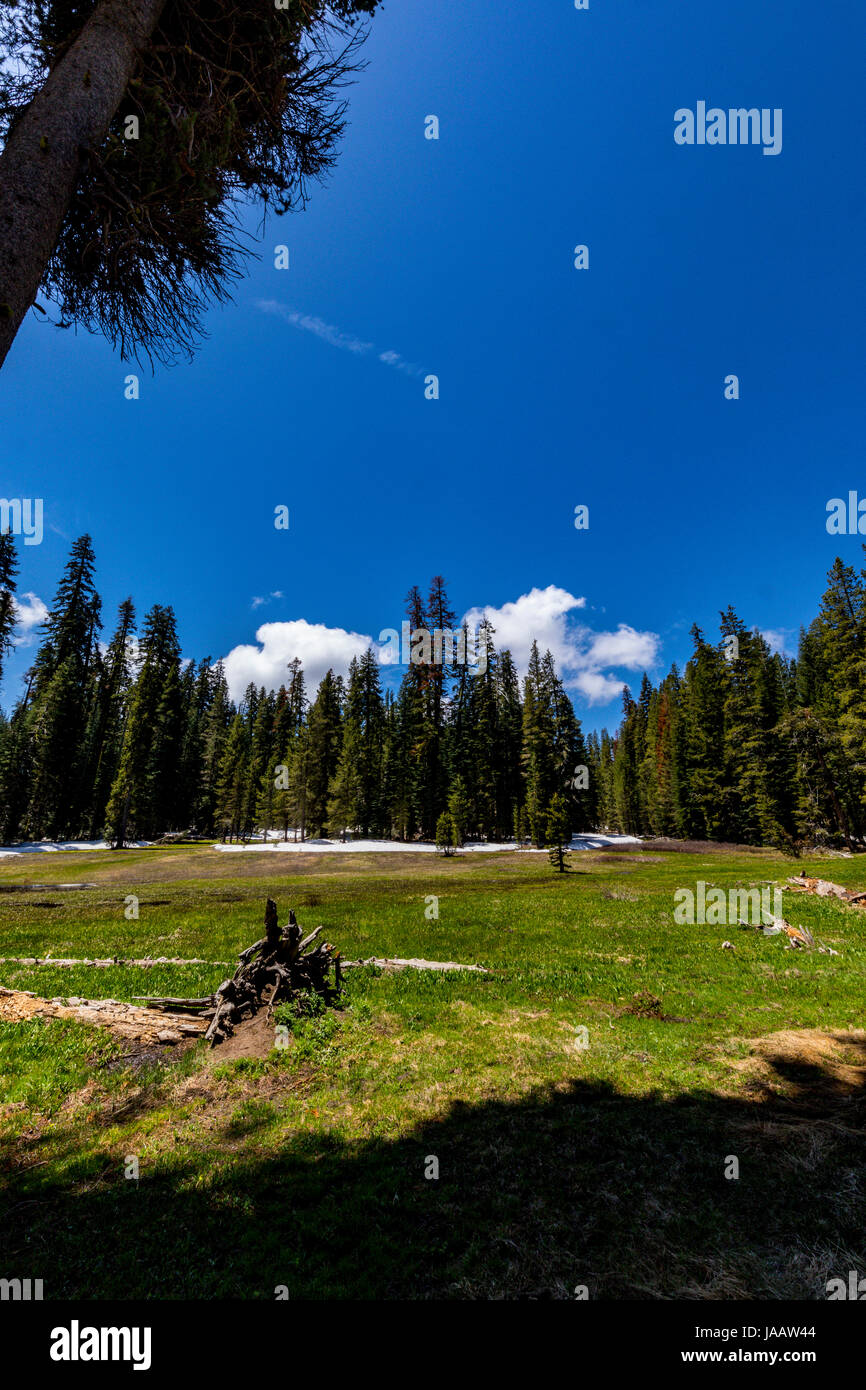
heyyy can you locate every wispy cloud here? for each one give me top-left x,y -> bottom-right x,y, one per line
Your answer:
251,591 -> 285,611
257,300 -> 423,377
378,348 -> 422,377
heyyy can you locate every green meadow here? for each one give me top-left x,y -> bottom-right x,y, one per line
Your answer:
1,842 -> 864,1300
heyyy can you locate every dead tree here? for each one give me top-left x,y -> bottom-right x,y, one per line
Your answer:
136,898 -> 341,1046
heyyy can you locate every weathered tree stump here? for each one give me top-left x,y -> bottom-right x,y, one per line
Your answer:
137,898 -> 341,1046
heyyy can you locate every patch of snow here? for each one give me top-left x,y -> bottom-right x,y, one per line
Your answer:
212,833 -> 641,855
570,834 -> 641,850
0,839 -> 149,857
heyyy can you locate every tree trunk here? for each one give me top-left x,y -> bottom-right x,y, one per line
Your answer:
0,0 -> 168,369
114,787 -> 130,850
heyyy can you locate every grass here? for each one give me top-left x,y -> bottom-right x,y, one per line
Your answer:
0,841 -> 864,1299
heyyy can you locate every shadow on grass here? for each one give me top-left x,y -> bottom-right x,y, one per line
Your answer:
1,1037 -> 865,1300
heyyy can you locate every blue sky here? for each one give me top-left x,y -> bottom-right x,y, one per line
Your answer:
2,0 -> 865,726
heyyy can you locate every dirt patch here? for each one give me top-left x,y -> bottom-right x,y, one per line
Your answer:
730,1028 -> 866,1105
628,838 -> 784,856
0,883 -> 99,892
208,1008 -> 278,1061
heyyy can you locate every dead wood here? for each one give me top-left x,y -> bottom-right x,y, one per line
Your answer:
136,898 -> 341,1046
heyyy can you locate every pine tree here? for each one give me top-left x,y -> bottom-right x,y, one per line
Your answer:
105,604 -> 182,843
447,776 -> 471,848
779,706 -> 858,849
680,626 -> 727,840
148,656 -> 186,831
436,809 -> 457,855
379,689 -> 399,838
394,585 -> 436,837
0,695 -> 34,842
83,598 -> 135,836
176,657 -> 217,834
522,642 -> 555,846
261,747 -> 292,843
545,649 -> 591,831
469,620 -> 498,839
639,672 -> 683,837
427,574 -> 457,826
495,647 -> 525,837
215,713 -> 250,842
26,535 -> 102,837
513,803 -> 530,846
812,557 -> 866,834
612,688 -> 642,835
305,670 -> 344,836
287,724 -> 311,842
243,687 -> 275,839
328,649 -> 384,838
717,610 -> 795,846
199,662 -> 233,833
285,657 -> 307,734
546,790 -> 572,872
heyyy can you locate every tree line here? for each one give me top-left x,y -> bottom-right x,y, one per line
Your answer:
0,538 -> 589,847
589,558 -> 866,851
0,534 -> 864,851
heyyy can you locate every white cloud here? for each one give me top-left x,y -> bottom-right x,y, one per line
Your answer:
760,627 -> 794,657
257,300 -> 422,377
251,591 -> 284,611
378,348 -> 422,377
258,301 -> 373,354
12,592 -> 47,644
585,625 -> 659,671
572,669 -> 629,704
221,619 -> 372,701
221,586 -> 659,708
463,587 -> 586,671
464,585 -> 659,706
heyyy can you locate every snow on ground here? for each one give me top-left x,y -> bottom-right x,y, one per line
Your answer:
0,834 -> 641,858
0,840 -> 149,858
213,834 -> 641,854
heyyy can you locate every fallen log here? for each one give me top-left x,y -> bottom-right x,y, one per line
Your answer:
739,915 -> 820,950
132,996 -> 215,1013
342,956 -> 488,973
0,986 -> 207,1044
1,956 -> 229,967
787,875 -> 865,904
